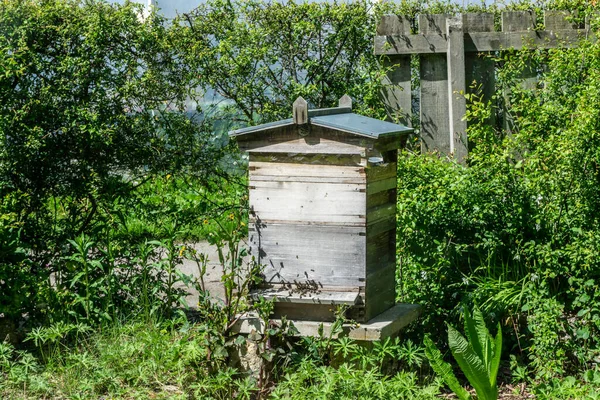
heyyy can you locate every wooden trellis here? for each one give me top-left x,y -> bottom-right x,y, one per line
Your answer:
375,11 -> 597,163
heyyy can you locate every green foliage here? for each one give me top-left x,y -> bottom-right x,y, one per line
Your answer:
270,360 -> 441,399
1,319 -> 261,399
398,9 -> 600,378
425,306 -> 502,400
0,319 -> 448,399
0,0 -> 231,326
424,336 -> 471,400
3,0 -> 600,393
0,0 -> 220,244
175,0 -> 389,124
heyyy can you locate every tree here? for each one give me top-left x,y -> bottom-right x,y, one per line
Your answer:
0,0 -> 220,249
174,0 -> 388,125
0,0 -> 222,321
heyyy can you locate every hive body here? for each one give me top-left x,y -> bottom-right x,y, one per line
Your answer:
231,100 -> 411,322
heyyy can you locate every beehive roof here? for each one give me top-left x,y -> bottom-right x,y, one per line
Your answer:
229,106 -> 412,140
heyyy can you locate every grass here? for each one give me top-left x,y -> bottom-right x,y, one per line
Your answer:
0,317 -> 441,399
1,319 -> 208,399
3,316 -> 600,399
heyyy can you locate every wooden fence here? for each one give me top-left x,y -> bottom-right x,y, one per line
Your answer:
375,11 -> 597,163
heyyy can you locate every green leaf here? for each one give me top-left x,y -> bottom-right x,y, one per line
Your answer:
464,306 -> 496,383
424,336 -> 471,400
448,326 -> 498,400
577,328 -> 590,340
490,323 -> 502,386
463,306 -> 487,370
234,335 -> 246,345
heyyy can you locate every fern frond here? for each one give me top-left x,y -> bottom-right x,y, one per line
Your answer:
424,335 -> 471,400
448,326 -> 498,400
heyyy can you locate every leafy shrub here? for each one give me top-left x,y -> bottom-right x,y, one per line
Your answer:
397,9 -> 600,378
0,0 -> 231,326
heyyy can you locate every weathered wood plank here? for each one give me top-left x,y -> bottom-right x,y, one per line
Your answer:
250,162 -> 365,178
366,216 -> 395,237
233,303 -> 421,337
366,176 -> 396,195
467,29 -> 590,51
366,203 -> 395,226
377,14 -> 411,36
374,8 -> 592,56
250,161 -> 366,184
237,125 -> 375,152
463,12 -> 494,33
502,11 -> 537,135
366,229 -> 395,265
502,10 -> 535,32
367,189 -> 395,208
250,180 -> 366,225
374,137 -> 407,153
375,33 -> 448,55
366,162 -> 396,182
249,153 -> 364,166
257,284 -> 361,293
338,94 -> 352,108
377,15 -> 413,127
252,289 -> 360,305
242,137 -> 365,155
464,13 -> 496,128
545,10 -> 580,31
446,15 -> 468,163
307,106 -> 352,117
419,14 -> 450,155
249,224 -> 366,287
293,97 -> 308,125
365,263 -> 396,320
250,175 -> 365,184
375,29 -> 592,55
270,302 -> 366,322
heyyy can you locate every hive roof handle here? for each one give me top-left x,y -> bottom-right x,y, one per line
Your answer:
293,97 -> 308,125
338,94 -> 352,109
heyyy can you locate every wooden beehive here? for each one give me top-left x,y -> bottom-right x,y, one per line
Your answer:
229,96 -> 413,322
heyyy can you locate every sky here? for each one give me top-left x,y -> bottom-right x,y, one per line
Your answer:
114,1 -> 202,18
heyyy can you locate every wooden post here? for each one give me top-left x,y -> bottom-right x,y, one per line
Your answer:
464,13 -> 496,128
446,15 -> 467,163
377,15 -> 412,127
545,10 -> 580,30
419,14 -> 450,155
501,11 -> 537,135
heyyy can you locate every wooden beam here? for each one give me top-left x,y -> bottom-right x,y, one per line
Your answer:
419,14 -> 450,155
501,11 -> 537,135
293,96 -> 308,125
545,10 -> 580,31
501,10 -> 535,32
338,94 -> 353,108
464,13 -> 496,128
375,29 -> 593,55
446,15 -> 467,163
377,15 -> 413,127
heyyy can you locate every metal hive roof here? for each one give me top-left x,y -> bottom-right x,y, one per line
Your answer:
229,107 -> 412,139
